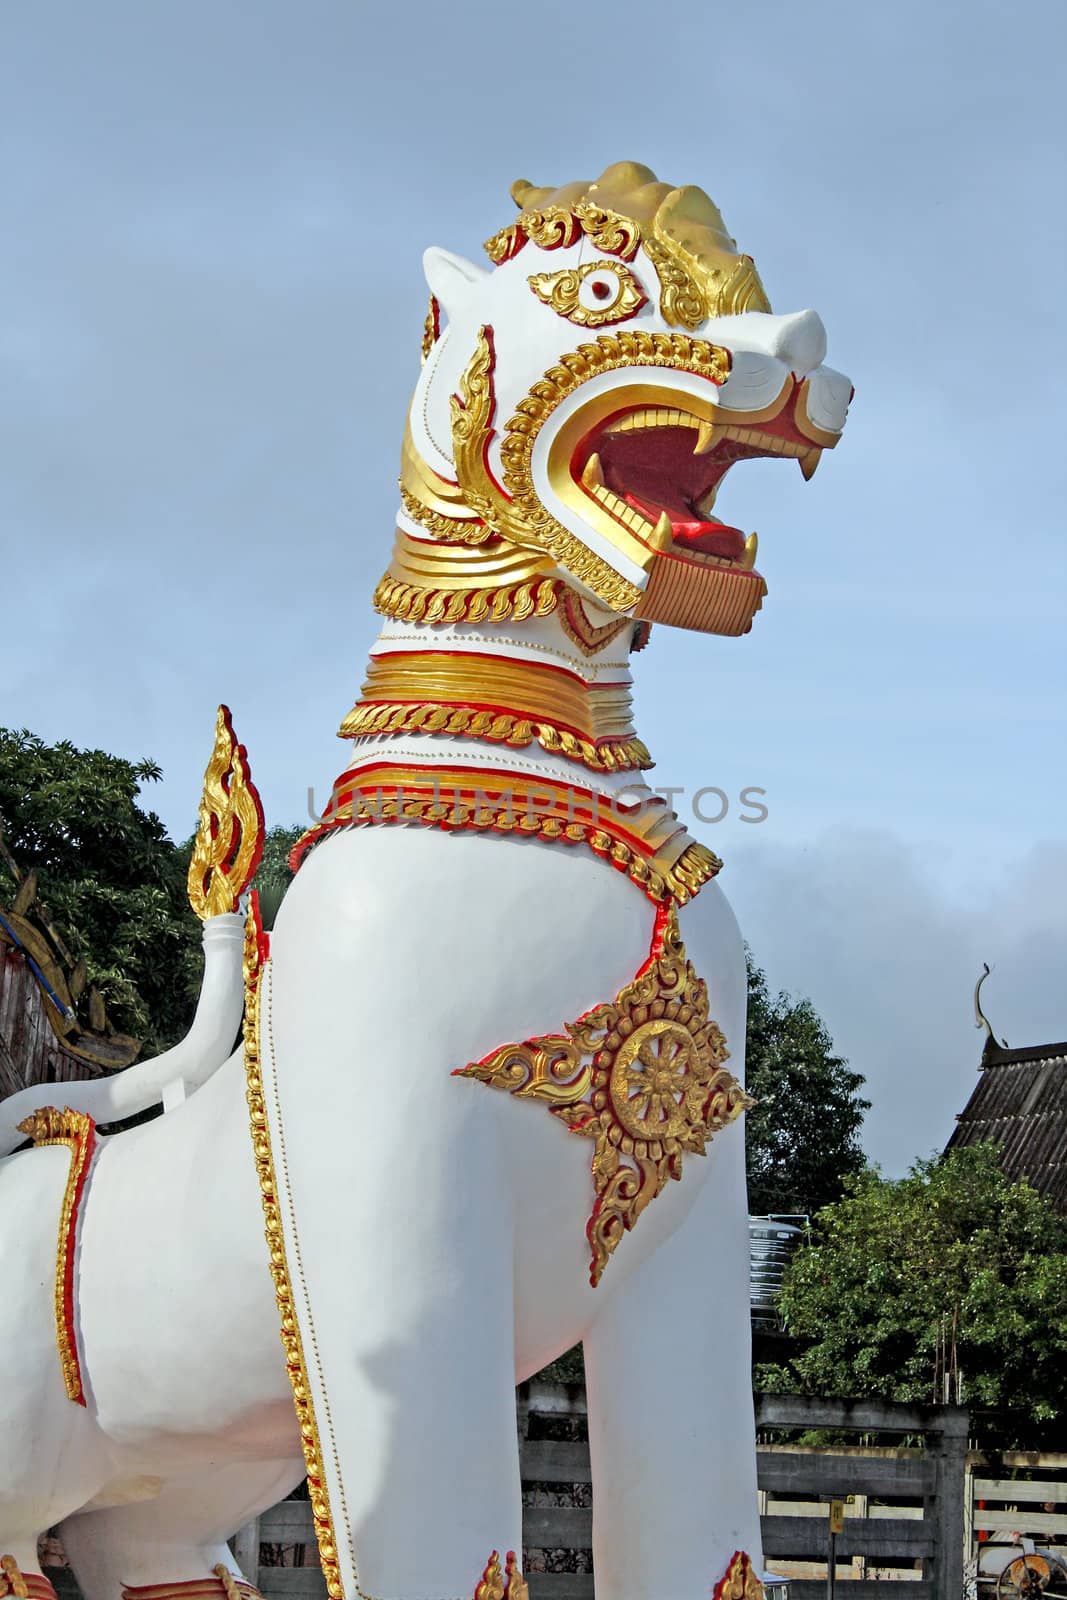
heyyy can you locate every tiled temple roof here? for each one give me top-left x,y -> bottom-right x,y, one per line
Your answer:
947,1036 -> 1067,1210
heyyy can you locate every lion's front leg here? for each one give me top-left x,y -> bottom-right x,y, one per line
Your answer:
582,1125 -> 762,1600
262,956 -> 525,1600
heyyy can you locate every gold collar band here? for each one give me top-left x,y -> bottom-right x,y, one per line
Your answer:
339,648 -> 649,773
292,761 -> 721,907
373,573 -> 561,627
338,703 -> 651,774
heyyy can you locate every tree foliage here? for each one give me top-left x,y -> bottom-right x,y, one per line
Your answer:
0,728 -> 201,1054
0,727 -> 312,1058
757,1146 -> 1067,1443
744,956 -> 869,1217
254,825 -> 304,929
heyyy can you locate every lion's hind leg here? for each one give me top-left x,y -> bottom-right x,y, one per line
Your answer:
58,1460 -> 304,1600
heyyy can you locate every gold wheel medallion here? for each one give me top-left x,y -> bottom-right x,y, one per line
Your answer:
608,1018 -> 698,1144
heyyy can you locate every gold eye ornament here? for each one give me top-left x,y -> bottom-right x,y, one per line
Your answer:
527,260 -> 647,328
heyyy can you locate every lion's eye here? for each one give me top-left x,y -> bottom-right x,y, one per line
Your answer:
527,260 -> 647,327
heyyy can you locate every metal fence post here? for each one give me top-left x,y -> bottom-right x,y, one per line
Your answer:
827,1498 -> 844,1600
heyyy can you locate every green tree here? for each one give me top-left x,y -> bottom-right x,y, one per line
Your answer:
758,1146 -> 1067,1444
254,825 -> 304,929
0,723 -> 313,1060
0,727 -> 201,1054
744,955 -> 869,1217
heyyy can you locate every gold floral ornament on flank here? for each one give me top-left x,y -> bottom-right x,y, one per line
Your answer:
187,705 -> 265,919
528,260 -> 647,328
456,904 -> 750,1284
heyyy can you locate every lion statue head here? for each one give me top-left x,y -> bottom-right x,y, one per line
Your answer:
399,161 -> 852,636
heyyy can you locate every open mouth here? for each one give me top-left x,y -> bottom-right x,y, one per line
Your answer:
574,407 -> 823,577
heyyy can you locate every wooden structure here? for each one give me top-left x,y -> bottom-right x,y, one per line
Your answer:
192,1387 -> 971,1600
0,949 -> 105,1099
969,1451 -> 1067,1547
947,1033 -> 1067,1212
756,1394 -> 968,1597
0,837 -> 139,1099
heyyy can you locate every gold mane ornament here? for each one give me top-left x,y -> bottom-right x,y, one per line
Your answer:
487,159 -> 772,326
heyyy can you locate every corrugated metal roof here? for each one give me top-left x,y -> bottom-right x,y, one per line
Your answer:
947,1038 -> 1067,1210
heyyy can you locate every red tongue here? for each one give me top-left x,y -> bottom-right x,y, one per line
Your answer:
669,520 -> 747,560
622,494 -> 746,560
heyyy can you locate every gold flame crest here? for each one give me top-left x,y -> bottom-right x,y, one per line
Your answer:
187,705 -> 265,920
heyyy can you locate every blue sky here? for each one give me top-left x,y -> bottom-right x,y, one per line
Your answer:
2,1 -> 1064,1172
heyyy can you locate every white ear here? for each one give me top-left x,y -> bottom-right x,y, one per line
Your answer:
423,246 -> 489,317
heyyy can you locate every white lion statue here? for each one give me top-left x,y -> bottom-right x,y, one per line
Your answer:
0,162 -> 850,1600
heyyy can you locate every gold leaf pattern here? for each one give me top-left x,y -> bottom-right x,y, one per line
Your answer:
642,236 -> 707,330
713,1551 -> 765,1599
372,573 -> 562,627
187,706 -> 265,920
399,486 -> 494,546
473,1553 -> 527,1600
14,1106 -> 97,1404
338,702 -> 652,774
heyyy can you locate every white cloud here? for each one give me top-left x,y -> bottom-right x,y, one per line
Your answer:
726,832 -> 1067,1175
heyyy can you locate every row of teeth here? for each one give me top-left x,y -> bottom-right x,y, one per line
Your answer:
609,408 -> 701,432
605,409 -> 822,477
579,454 -> 758,570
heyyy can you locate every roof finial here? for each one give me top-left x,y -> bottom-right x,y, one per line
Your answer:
974,962 -> 1007,1056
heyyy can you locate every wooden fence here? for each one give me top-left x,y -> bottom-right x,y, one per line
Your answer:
967,1451 -> 1067,1549
224,1389 -> 969,1600
40,1387 -> 1066,1599
755,1395 -> 967,1597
